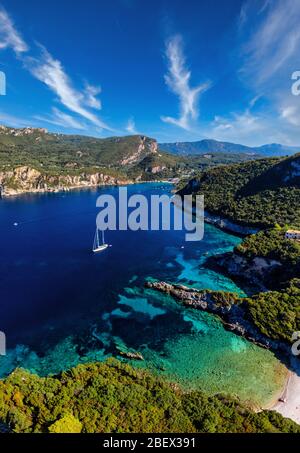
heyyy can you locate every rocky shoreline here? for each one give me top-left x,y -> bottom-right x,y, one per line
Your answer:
0,166 -> 134,197
205,249 -> 284,294
204,210 -> 259,236
145,281 -> 289,355
0,166 -> 177,198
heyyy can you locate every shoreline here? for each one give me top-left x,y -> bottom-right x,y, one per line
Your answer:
0,179 -> 175,199
3,179 -> 298,425
269,357 -> 300,425
145,281 -> 300,425
204,211 -> 259,237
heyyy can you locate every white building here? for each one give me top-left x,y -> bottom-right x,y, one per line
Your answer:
285,230 -> 300,240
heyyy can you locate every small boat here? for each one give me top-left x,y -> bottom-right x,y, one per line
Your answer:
93,228 -> 108,253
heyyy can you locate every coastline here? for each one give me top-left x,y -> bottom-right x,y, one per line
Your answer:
2,179 -> 299,426
204,210 -> 259,237
0,180 -> 133,198
269,357 -> 300,425
0,178 -> 175,199
1,180 -> 260,239
145,281 -> 300,425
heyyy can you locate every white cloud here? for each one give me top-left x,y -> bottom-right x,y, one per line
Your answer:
212,109 -> 262,140
126,117 -> 138,134
25,48 -> 112,131
35,107 -> 86,130
0,6 -> 111,133
207,106 -> 296,147
249,95 -> 261,108
84,83 -> 102,110
238,0 -> 271,30
241,0 -> 300,84
233,0 -> 300,146
161,35 -> 211,130
280,105 -> 300,127
0,6 -> 28,54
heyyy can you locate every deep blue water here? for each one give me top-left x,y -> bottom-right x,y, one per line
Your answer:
0,184 -> 285,404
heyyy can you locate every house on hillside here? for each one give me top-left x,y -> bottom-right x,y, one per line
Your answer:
285,229 -> 300,240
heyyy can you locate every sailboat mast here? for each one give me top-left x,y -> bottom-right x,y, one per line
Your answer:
93,227 -> 108,252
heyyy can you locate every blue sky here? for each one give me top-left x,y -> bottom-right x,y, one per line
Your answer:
0,0 -> 300,146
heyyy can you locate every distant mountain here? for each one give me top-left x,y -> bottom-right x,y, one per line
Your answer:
159,139 -> 300,157
1,125 -> 295,196
0,126 -> 260,181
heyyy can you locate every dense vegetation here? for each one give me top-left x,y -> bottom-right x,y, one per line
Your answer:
207,227 -> 300,343
0,129 -> 162,177
236,227 -> 300,284
0,359 -> 298,433
129,152 -> 259,181
245,279 -> 300,343
1,127 -> 300,433
0,126 -> 262,189
179,155 -> 300,227
220,228 -> 300,343
202,289 -> 240,308
236,227 -> 300,264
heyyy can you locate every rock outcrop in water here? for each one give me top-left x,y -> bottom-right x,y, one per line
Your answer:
119,351 -> 144,361
145,281 -> 288,353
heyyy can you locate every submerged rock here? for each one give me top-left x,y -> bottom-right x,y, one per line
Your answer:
119,350 -> 144,361
146,281 -> 289,354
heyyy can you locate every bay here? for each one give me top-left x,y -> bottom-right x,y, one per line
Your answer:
0,183 -> 286,406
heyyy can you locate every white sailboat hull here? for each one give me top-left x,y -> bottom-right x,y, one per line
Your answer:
93,243 -> 108,253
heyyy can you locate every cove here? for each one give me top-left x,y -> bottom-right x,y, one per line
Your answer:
0,183 -> 286,406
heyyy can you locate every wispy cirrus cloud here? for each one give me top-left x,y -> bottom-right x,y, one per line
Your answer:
0,6 -> 28,54
241,0 -> 300,84
235,0 -> 300,145
161,35 -> 211,130
125,117 -> 138,134
207,98 -> 295,147
84,83 -> 102,110
208,110 -> 291,146
212,110 -> 262,140
35,107 -> 86,130
0,6 -> 112,132
25,48 -> 112,131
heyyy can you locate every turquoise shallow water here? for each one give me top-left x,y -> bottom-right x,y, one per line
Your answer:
0,184 -> 286,405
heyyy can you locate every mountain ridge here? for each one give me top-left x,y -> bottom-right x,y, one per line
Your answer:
0,125 -> 263,196
160,139 -> 300,157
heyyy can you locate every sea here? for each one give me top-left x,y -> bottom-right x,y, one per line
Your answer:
0,183 -> 286,406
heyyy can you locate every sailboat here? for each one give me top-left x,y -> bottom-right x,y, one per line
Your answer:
93,228 -> 108,253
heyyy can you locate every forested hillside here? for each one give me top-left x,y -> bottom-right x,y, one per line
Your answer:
179,155 -> 300,228
0,359 -> 298,433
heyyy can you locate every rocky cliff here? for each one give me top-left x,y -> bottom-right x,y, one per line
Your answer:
120,136 -> 158,166
0,127 -> 184,195
0,166 -> 132,197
